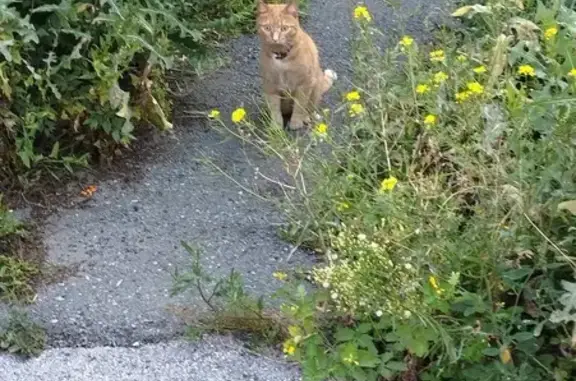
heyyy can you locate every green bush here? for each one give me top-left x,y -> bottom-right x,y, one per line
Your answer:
0,0 -> 256,182
0,194 -> 38,302
0,309 -> 46,357
208,1 -> 576,380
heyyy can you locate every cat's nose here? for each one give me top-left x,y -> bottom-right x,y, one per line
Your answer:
272,31 -> 280,42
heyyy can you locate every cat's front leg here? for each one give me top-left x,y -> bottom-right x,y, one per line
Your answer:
289,88 -> 312,130
264,93 -> 284,127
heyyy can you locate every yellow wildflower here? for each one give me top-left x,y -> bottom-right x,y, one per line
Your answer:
273,271 -> 288,281
433,71 -> 448,84
380,176 -> 398,192
354,5 -> 372,21
544,26 -> 558,40
283,340 -> 296,356
473,65 -> 487,74
416,84 -> 431,94
336,201 -> 351,211
428,275 -> 444,294
518,65 -> 536,77
399,35 -> 414,48
349,103 -> 364,117
456,54 -> 467,62
345,90 -> 361,102
466,81 -> 484,94
568,68 -> 576,77
429,49 -> 445,62
314,122 -> 328,135
208,109 -> 221,119
423,114 -> 437,127
231,107 -> 246,123
455,90 -> 472,103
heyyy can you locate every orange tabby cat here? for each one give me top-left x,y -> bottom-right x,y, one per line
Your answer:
256,0 -> 336,129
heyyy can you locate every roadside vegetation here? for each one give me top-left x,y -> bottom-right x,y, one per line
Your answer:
178,0 -> 576,380
0,0 -> 265,357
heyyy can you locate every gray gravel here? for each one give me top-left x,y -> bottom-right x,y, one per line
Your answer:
0,336 -> 300,381
1,0 -> 454,379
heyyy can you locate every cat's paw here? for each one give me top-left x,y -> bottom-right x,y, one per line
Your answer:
289,118 -> 306,130
324,69 -> 338,81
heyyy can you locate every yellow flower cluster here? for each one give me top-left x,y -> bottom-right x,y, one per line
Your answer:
399,35 -> 414,48
353,5 -> 372,21
518,64 -> 536,77
314,123 -> 328,136
429,49 -> 445,63
433,71 -> 448,84
473,65 -> 487,74
423,114 -> 437,127
349,103 -> 365,117
208,109 -> 220,119
544,26 -> 558,40
455,81 -> 484,103
345,90 -> 361,101
569,68 -> 576,77
416,84 -> 430,94
467,81 -> 484,94
428,275 -> 444,295
336,201 -> 351,211
380,176 -> 398,192
231,107 -> 246,123
273,271 -> 288,281
283,340 -> 296,356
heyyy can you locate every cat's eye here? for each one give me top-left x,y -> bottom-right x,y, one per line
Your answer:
281,26 -> 289,32
263,25 -> 271,31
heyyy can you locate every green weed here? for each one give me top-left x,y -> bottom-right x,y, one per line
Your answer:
0,310 -> 46,357
0,195 -> 38,303
171,242 -> 290,347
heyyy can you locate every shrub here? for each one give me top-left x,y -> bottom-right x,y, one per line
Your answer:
0,194 -> 38,302
208,0 -> 576,380
0,0 -> 257,182
0,309 -> 46,357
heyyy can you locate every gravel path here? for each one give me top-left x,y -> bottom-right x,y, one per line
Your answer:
1,0 -> 454,379
0,336 -> 300,381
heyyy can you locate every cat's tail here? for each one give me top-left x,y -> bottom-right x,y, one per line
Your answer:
320,69 -> 338,94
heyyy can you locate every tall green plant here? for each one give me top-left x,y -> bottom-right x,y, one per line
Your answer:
204,1 -> 576,379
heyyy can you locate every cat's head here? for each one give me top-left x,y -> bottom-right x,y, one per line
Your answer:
256,1 -> 300,48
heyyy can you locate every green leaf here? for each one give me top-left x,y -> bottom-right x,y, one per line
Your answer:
512,331 -> 534,342
335,328 -> 355,342
381,352 -> 393,363
357,349 -> 380,368
357,323 -> 372,333
386,361 -> 408,371
483,347 -> 500,356
49,142 -> 60,159
350,367 -> 368,381
0,40 -> 14,62
503,267 -> 532,281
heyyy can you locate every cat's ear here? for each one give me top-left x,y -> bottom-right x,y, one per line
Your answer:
284,0 -> 299,17
257,0 -> 268,14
